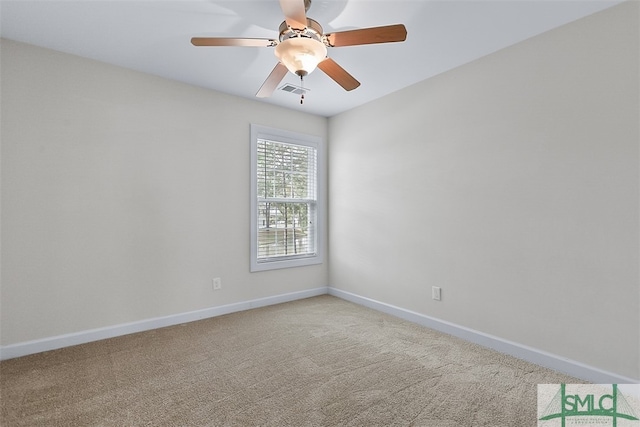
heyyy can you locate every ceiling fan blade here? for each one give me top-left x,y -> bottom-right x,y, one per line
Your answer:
191,37 -> 276,47
279,0 -> 307,29
326,24 -> 407,47
317,58 -> 360,91
256,63 -> 289,98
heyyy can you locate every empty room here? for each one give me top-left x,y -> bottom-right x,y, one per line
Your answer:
1,0 -> 638,425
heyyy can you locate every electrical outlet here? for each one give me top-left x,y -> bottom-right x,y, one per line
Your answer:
432,286 -> 441,301
213,277 -> 222,291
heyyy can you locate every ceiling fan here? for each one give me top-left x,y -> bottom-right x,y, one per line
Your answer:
191,0 -> 407,101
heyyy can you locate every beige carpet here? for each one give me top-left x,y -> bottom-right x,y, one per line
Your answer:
1,295 -> 579,426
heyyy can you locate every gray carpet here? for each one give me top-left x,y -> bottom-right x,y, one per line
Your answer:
1,295 -> 579,426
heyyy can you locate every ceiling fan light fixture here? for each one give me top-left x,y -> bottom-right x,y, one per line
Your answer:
274,37 -> 327,77
192,1 -> 407,99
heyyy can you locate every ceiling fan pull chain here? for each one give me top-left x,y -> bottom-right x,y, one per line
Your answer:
300,75 -> 305,104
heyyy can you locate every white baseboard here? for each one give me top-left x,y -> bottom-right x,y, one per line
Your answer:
328,287 -> 639,384
3,285 -> 637,384
0,287 -> 329,361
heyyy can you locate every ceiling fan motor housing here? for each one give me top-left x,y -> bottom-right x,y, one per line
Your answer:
278,18 -> 324,42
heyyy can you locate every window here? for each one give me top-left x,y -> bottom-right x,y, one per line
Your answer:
250,124 -> 324,271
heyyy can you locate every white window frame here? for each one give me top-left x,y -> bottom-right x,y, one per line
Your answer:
250,124 -> 325,272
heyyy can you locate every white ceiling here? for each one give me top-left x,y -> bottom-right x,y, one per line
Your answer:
0,0 -> 623,117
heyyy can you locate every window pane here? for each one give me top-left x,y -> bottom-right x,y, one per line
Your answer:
257,139 -> 316,201
257,202 -> 314,259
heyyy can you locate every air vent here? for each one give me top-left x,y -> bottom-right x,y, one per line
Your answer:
279,84 -> 309,95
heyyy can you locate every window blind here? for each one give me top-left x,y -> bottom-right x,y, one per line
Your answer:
256,138 -> 317,261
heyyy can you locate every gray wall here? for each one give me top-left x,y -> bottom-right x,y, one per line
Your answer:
328,2 -> 639,379
0,39 -> 328,345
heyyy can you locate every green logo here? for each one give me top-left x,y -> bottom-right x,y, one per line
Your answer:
538,384 -> 639,427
